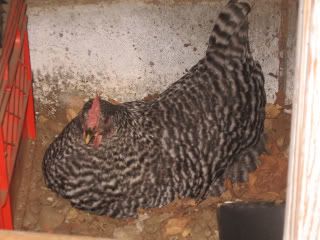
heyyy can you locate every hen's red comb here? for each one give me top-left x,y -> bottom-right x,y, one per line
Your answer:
86,95 -> 101,129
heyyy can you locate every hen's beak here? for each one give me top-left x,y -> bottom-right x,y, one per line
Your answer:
84,129 -> 94,144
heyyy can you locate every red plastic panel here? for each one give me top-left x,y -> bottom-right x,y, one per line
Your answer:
0,0 -> 36,229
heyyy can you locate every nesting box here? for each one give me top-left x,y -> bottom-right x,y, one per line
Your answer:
1,0 -> 319,240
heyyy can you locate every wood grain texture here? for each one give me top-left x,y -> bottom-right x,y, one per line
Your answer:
0,230 -> 115,240
284,0 -> 320,239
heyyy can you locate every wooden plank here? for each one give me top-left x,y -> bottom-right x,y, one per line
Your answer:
283,0 -> 320,239
0,230 -> 115,240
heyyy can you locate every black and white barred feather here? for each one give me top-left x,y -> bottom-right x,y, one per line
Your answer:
43,0 -> 266,218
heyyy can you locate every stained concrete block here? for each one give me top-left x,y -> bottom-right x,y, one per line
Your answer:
27,0 -> 288,110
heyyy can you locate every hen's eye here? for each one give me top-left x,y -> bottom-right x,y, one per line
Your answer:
86,128 -> 94,135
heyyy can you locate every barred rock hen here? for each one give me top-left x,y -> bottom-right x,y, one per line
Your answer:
43,0 -> 266,218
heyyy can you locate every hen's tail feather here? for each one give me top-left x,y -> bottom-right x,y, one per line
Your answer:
225,20 -> 250,60
207,1 -> 251,54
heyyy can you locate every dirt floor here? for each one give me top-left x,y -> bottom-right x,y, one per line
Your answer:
11,94 -> 291,240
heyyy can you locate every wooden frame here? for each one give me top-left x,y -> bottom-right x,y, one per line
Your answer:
283,0 -> 320,239
0,230 -> 114,240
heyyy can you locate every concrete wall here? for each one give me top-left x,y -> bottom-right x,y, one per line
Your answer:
27,0 -> 292,109
284,0 -> 298,105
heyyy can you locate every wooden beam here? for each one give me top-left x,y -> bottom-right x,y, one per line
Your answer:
283,0 -> 320,239
0,230 -> 115,240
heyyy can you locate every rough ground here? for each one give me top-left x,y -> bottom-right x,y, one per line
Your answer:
12,94 -> 290,240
